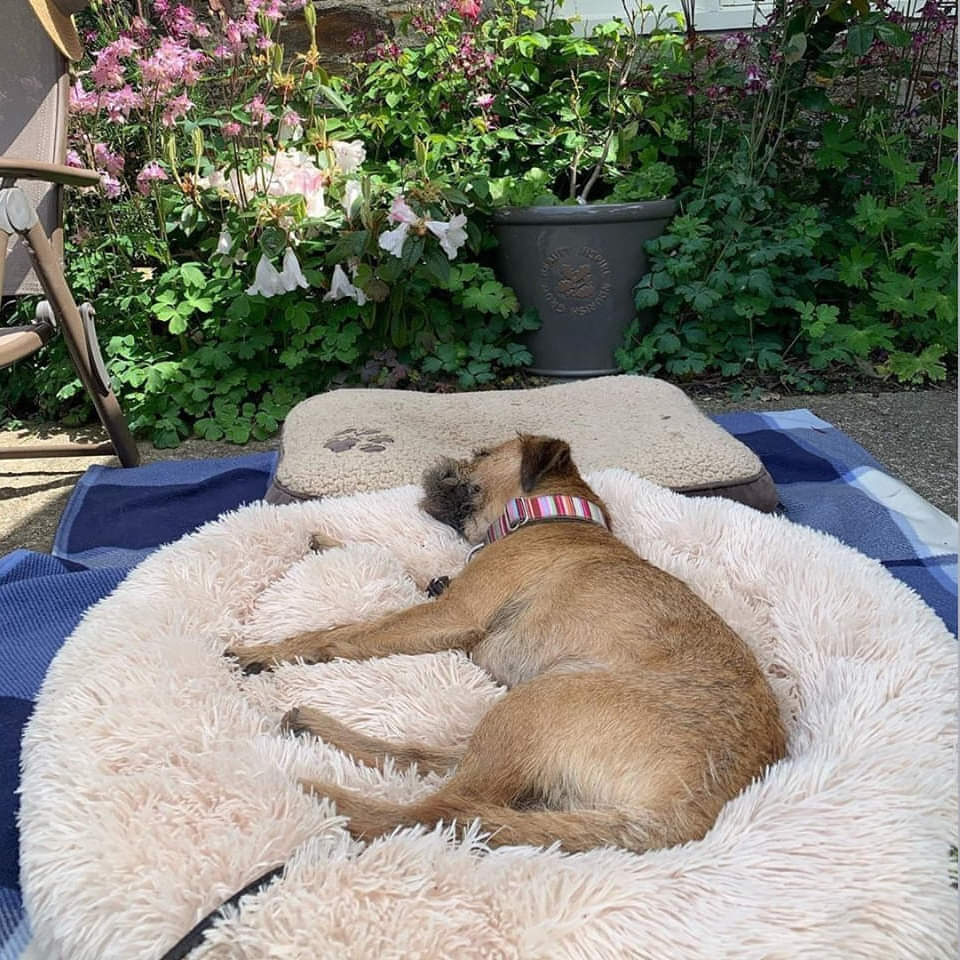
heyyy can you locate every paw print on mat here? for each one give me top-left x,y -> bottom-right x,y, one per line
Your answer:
323,426 -> 395,453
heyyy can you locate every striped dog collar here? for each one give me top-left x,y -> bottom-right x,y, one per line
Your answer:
472,495 -> 607,557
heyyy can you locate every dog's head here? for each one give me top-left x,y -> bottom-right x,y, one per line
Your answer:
420,434 -> 580,543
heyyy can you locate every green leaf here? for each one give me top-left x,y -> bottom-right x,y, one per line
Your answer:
784,31 -> 807,64
796,87 -> 834,112
180,263 -> 206,288
837,246 -> 876,288
424,247 -> 451,286
875,20 -> 910,47
319,84 -> 349,112
846,23 -> 875,56
635,286 -> 660,309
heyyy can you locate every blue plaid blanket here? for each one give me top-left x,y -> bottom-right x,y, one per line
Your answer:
1,410 -> 955,957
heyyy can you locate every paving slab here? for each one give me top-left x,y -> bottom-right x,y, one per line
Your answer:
698,390 -> 957,518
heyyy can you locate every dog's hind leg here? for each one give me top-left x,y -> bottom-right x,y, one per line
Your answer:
300,673 -> 694,854
282,706 -> 464,775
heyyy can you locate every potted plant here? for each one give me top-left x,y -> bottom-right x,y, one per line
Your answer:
329,0 -> 689,378
481,4 -> 688,376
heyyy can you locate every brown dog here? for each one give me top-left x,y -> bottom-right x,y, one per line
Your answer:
228,435 -> 786,853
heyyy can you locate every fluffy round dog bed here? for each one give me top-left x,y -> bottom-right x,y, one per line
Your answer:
20,472 -> 957,960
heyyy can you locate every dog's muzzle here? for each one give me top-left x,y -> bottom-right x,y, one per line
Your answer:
420,458 -> 480,537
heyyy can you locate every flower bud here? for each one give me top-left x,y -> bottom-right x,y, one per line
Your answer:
191,127 -> 204,171
164,134 -> 178,174
304,1 -> 317,50
414,135 -> 428,172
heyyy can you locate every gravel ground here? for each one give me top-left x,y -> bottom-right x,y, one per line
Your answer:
0,387 -> 954,557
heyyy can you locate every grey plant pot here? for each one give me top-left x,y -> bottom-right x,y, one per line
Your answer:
493,199 -> 677,378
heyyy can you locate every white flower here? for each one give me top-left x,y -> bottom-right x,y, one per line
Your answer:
215,228 -> 232,255
324,263 -> 367,306
304,185 -> 327,218
280,246 -> 309,291
227,168 -> 257,201
331,139 -> 366,174
278,111 -> 304,143
426,213 -> 468,260
341,179 -> 362,217
389,194 -> 419,224
197,170 -> 228,191
246,253 -> 286,298
253,149 -> 328,217
378,222 -> 410,258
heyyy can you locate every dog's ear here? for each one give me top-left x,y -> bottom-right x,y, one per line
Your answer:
520,436 -> 572,492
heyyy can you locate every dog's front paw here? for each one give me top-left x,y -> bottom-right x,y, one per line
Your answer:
309,532 -> 341,553
224,643 -> 283,675
281,706 -> 310,735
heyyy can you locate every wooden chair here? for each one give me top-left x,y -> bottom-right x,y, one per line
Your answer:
0,0 -> 139,466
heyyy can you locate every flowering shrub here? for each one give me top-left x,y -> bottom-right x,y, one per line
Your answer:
618,0 -> 958,389
335,0 -> 689,204
8,0 -> 543,445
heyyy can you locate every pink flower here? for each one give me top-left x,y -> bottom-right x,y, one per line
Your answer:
93,142 -> 124,176
128,17 -> 153,44
69,80 -> 99,116
225,20 -> 244,50
744,65 -> 771,94
100,174 -> 123,199
162,93 -> 194,127
213,43 -> 233,59
278,110 -> 304,141
138,38 -> 206,94
223,121 -> 243,139
65,149 -> 83,168
331,139 -> 365,173
426,213 -> 467,260
380,195 -> 420,257
107,36 -> 139,58
91,50 -> 125,90
168,4 -> 209,39
246,94 -> 271,127
458,0 -> 482,20
474,93 -> 494,109
136,161 -> 168,195
266,149 -> 327,215
103,85 -> 143,123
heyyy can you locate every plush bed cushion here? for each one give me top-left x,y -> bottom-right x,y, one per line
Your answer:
266,376 -> 777,511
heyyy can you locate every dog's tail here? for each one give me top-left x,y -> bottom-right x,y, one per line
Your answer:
436,799 -> 674,854
313,781 -> 676,854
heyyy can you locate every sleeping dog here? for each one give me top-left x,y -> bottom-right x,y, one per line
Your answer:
227,435 -> 786,853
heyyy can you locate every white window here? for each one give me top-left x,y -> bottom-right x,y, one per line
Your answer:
563,0 -> 772,33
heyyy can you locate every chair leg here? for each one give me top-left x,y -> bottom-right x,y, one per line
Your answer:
23,221 -> 140,467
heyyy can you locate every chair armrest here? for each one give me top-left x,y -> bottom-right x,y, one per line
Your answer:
0,159 -> 100,188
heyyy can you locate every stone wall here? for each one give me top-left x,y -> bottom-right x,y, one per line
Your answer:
195,0 -> 409,69
280,1 -> 407,68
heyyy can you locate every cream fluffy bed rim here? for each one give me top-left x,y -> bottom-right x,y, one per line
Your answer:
19,471 -> 957,960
